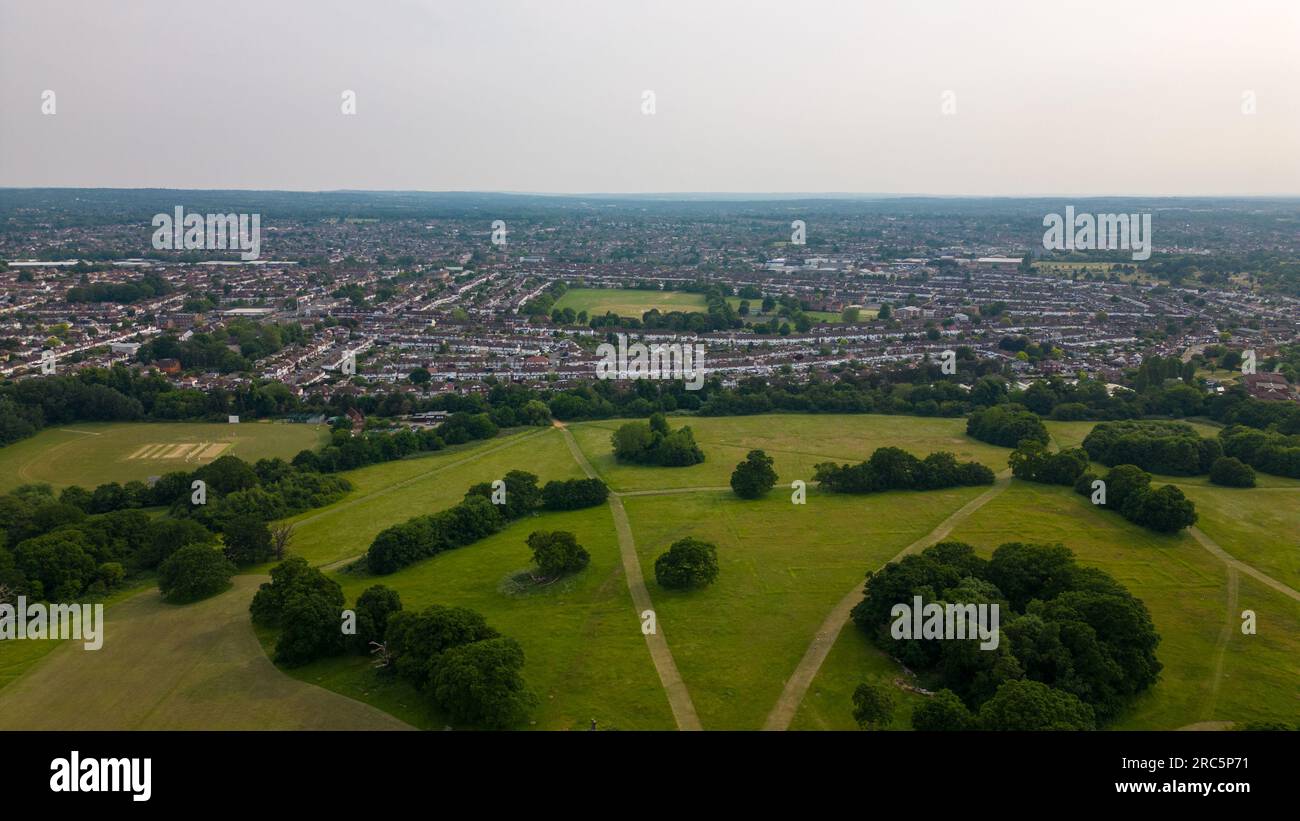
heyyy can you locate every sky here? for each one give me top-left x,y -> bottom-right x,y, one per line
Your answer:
1,0 -> 1298,196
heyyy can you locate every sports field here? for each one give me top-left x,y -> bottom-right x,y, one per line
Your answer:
553,288 -> 710,317
4,413 -> 1295,731
551,287 -> 846,324
0,421 -> 329,492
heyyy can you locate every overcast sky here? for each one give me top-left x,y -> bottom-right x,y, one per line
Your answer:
2,0 -> 1298,195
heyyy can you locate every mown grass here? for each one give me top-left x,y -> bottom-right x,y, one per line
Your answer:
568,413 -> 1013,493
0,420 -> 328,492
619,485 -> 987,729
283,427 -> 581,567
279,505 -> 673,730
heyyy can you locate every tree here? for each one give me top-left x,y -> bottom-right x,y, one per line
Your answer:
351,584 -> 402,654
158,544 -> 235,603
386,604 -> 499,688
141,518 -> 216,569
12,531 -> 97,601
195,455 -> 259,496
250,556 -> 344,626
654,538 -> 719,590
911,689 -> 976,730
1209,456 -> 1255,488
275,588 -> 344,666
978,679 -> 1096,730
851,681 -> 894,729
1123,484 -> 1197,533
270,523 -> 294,560
432,636 -> 535,728
222,517 -> 273,565
730,449 -> 778,499
527,530 -> 590,578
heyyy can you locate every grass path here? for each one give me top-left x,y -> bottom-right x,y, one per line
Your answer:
1189,526 -> 1300,603
762,472 -> 1013,731
0,576 -> 412,730
556,421 -> 702,730
1205,564 -> 1239,721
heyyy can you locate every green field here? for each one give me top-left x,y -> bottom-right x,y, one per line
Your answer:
0,576 -> 410,729
0,421 -> 329,492
552,287 -> 847,324
553,288 -> 710,317
4,412 -> 1296,731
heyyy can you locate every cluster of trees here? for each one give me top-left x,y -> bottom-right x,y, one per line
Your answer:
850,540 -> 1162,729
540,478 -> 609,510
814,447 -> 995,494
654,538 -> 719,590
611,413 -> 705,467
138,320 -> 305,374
51,456 -> 350,548
385,603 -> 533,728
1073,465 -> 1198,533
291,412 -> 509,474
66,273 -> 171,304
1082,421 -> 1221,476
0,483 -> 217,602
965,405 -> 1050,448
366,470 -> 610,574
1008,442 -> 1090,485
1219,425 -> 1300,479
730,450 -> 778,499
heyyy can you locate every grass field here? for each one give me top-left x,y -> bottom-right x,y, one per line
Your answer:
4,411 -> 1295,731
621,486 -> 986,728
551,287 -> 847,325
568,414 -> 1012,492
797,479 -> 1300,729
0,576 -> 410,729
553,288 -> 709,317
0,421 -> 329,492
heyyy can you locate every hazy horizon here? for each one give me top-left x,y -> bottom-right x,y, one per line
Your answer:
3,0 -> 1298,196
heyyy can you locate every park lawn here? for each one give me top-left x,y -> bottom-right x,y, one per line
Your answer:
568,413 -> 1014,493
944,480 -> 1297,729
279,506 -> 674,730
621,484 -> 988,729
1213,576 -> 1300,727
798,479 -> 1299,730
1043,418 -> 1222,451
553,288 -> 708,318
284,427 -> 582,567
1178,483 -> 1300,592
789,625 -> 924,730
0,577 -> 154,693
0,420 -> 329,493
0,576 -> 409,730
